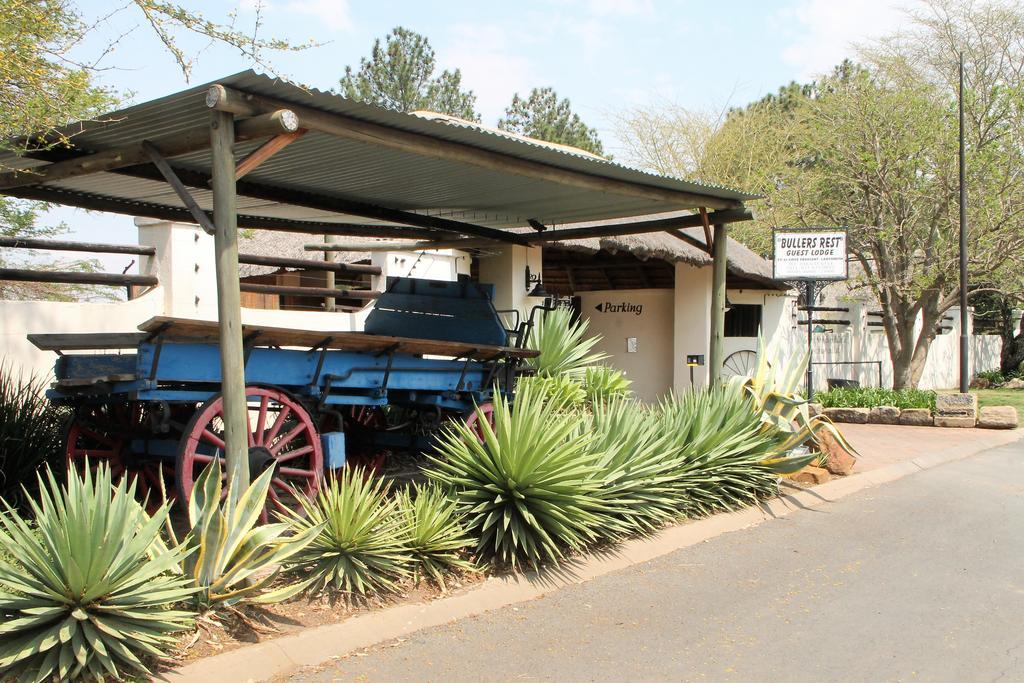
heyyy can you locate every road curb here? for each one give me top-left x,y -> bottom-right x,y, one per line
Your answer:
166,429 -> 1023,682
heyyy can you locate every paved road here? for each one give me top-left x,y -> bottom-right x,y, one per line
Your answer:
296,440 -> 1024,682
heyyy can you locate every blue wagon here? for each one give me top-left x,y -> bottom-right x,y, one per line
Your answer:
30,277 -> 538,515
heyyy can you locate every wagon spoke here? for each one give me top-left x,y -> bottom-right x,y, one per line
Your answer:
269,423 -> 306,455
264,406 -> 292,443
80,428 -> 116,447
254,396 -> 269,446
277,466 -> 316,479
274,445 -> 313,463
200,429 -> 225,449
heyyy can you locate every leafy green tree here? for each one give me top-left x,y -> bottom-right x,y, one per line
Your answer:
498,87 -> 605,156
616,0 -> 1024,389
339,27 -> 479,120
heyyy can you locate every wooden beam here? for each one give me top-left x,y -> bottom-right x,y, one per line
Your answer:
143,141 -> 218,235
235,117 -> 306,180
237,252 -> 381,275
306,239 -> 488,252
698,207 -> 713,253
210,108 -> 249,488
0,268 -> 157,287
4,185 -> 443,239
0,236 -> 155,256
709,223 -> 729,387
207,85 -> 741,211
0,112 -> 298,191
239,283 -> 379,300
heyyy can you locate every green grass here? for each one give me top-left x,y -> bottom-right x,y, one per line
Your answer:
974,389 -> 1024,422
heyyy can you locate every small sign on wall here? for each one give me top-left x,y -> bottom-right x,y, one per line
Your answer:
773,229 -> 848,281
626,337 -> 638,353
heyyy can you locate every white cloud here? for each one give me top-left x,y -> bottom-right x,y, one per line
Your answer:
773,0 -> 913,79
438,23 -> 538,124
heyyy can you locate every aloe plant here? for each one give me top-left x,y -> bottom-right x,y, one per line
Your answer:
428,381 -> 615,567
167,461 -> 323,609
729,336 -> 858,464
0,465 -> 195,682
583,365 -> 633,403
280,468 -> 411,597
588,398 -> 683,535
395,483 -> 475,590
525,306 -> 607,378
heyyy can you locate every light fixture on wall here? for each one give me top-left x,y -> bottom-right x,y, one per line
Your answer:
525,265 -> 547,297
724,294 -> 733,313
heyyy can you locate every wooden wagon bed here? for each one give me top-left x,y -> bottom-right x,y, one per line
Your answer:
29,315 -> 539,361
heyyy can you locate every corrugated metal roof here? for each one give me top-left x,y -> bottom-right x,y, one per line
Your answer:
0,71 -> 756,233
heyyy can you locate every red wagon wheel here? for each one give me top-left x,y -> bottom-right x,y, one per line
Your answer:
463,401 -> 496,443
343,405 -> 388,474
65,402 -> 175,513
177,386 -> 323,521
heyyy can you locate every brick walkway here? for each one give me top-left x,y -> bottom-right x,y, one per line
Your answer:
838,423 -> 1022,473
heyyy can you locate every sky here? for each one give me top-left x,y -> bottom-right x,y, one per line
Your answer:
45,0 -> 915,271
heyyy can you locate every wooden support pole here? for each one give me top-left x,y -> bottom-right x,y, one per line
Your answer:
323,234 -> 336,313
239,283 -> 380,300
709,223 -> 728,387
0,268 -> 158,287
210,109 -> 249,489
237,252 -> 381,275
143,141 -> 218,235
0,236 -> 155,256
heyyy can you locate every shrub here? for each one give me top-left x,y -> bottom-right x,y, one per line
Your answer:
583,365 -> 633,403
588,399 -> 682,534
395,483 -> 475,590
0,465 -> 195,681
976,369 -> 1005,384
658,385 -> 788,516
167,461 -> 322,610
816,386 -> 936,411
427,381 -> 612,567
525,306 -> 607,378
0,364 -> 67,511
515,374 -> 586,411
281,468 -> 411,597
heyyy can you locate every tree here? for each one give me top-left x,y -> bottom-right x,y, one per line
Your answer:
339,27 -> 479,120
498,88 -> 605,156
1,0 -> 309,299
615,0 -> 1024,389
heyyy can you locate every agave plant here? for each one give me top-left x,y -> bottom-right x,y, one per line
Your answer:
658,385 -> 791,516
588,398 -> 683,535
583,365 -> 633,404
515,374 -> 586,412
525,306 -> 607,378
729,336 -> 858,465
167,460 -> 323,609
280,468 -> 411,597
0,364 -> 68,512
427,381 -> 613,567
395,483 -> 475,590
0,465 -> 195,682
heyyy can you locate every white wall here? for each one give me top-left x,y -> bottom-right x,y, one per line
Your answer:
672,262 -> 712,390
578,289 -> 675,402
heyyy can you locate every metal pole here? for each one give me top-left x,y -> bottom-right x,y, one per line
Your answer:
210,109 -> 250,489
958,51 -> 970,394
709,222 -> 728,387
806,280 -> 816,399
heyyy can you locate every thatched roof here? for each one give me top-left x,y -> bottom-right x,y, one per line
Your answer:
238,231 -> 371,277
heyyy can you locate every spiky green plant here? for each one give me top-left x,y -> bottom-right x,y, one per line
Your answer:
658,385 -> 794,516
0,465 -> 196,682
427,381 -> 613,567
515,374 -> 586,411
280,468 -> 411,597
588,399 -> 683,535
167,460 -> 323,609
395,484 -> 475,590
0,363 -> 68,511
583,365 -> 633,404
525,306 -> 607,378
730,336 -> 858,463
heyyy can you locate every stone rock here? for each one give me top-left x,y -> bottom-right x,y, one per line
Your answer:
977,406 -> 1019,429
933,415 -> 976,428
970,377 -> 992,389
935,392 -> 978,417
807,402 -> 824,418
1003,377 -> 1024,390
790,465 -> 832,486
813,430 -> 856,476
868,406 -> 901,425
822,407 -> 870,424
899,408 -> 934,426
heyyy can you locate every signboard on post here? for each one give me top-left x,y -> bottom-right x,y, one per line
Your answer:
772,229 -> 848,281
